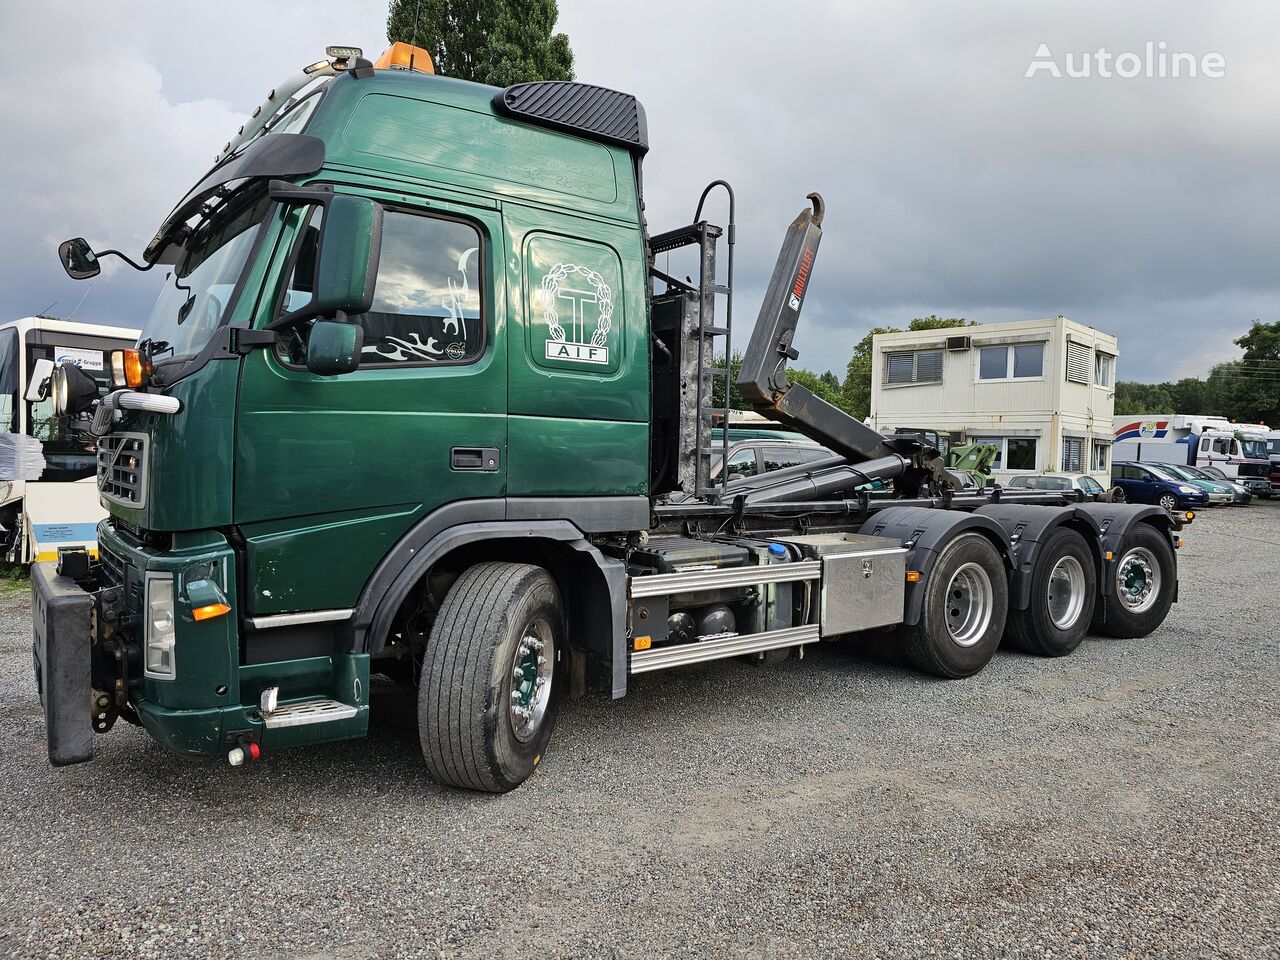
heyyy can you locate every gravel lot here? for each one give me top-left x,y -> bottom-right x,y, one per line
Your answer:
1,504 -> 1277,959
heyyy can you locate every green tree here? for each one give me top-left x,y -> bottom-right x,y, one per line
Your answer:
1227,321 -> 1280,424
841,316 -> 974,419
387,0 -> 574,86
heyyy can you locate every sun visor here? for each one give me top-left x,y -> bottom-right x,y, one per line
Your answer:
144,134 -> 325,263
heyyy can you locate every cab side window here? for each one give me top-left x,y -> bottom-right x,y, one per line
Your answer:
279,206 -> 484,367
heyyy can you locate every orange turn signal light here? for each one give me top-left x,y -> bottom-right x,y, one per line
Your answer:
634,635 -> 652,651
192,602 -> 232,622
1184,511 -> 1195,522
372,42 -> 435,74
906,570 -> 922,583
112,348 -> 150,388
1104,550 -> 1114,561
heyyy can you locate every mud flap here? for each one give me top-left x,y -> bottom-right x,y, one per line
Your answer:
31,561 -> 94,765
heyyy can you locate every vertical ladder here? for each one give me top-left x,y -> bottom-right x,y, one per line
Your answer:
647,181 -> 736,500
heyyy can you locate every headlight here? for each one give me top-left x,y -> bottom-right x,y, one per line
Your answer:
1177,484 -> 1197,494
144,573 -> 176,679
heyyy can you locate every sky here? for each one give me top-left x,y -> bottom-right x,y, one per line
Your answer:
1,1 -> 1275,384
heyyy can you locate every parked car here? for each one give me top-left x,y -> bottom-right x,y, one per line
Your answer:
1111,461 -> 1211,511
711,439 -> 831,481
1005,472 -> 1111,498
1164,463 -> 1252,505
1141,462 -> 1234,505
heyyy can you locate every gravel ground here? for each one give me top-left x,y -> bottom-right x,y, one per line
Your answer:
0,504 -> 1277,959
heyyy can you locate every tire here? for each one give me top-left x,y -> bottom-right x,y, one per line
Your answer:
1005,528 -> 1096,657
904,532 -> 1009,678
418,562 -> 564,793
1106,486 -> 1126,503
1157,493 -> 1178,512
1098,524 -> 1176,639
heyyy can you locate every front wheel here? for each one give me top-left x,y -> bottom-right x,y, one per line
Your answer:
1097,525 -> 1176,638
418,562 -> 565,793
904,532 -> 1009,678
1157,493 -> 1178,512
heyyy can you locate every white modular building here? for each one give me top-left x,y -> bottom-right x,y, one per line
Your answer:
868,316 -> 1118,483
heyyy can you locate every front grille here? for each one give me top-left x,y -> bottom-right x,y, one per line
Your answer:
1237,462 -> 1268,478
97,433 -> 148,507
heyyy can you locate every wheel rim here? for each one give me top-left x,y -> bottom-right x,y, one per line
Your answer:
1046,555 -> 1087,630
944,561 -> 994,647
1159,495 -> 1177,511
1116,546 -> 1160,614
509,618 -> 554,743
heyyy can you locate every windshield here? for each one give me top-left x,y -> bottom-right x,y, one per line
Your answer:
1145,464 -> 1183,482
139,189 -> 270,361
1239,439 -> 1267,459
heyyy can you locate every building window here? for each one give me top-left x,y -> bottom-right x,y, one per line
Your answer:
977,342 -> 1044,381
1066,341 -> 1091,383
971,435 -> 1039,471
1091,440 -> 1110,472
1062,437 -> 1084,472
1094,351 -> 1114,387
884,349 -> 943,386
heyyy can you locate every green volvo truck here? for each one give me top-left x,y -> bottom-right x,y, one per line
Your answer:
33,45 -> 1187,792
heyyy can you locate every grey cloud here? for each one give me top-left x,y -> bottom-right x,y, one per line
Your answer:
1,0 -> 1274,383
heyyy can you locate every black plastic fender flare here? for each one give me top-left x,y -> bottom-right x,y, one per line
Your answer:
973,504 -> 1105,611
1073,502 -> 1179,610
352,499 -> 631,699
858,506 -> 1013,626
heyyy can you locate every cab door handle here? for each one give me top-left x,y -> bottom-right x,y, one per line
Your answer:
451,447 -> 500,471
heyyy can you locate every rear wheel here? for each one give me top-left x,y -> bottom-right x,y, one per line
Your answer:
1098,524 -> 1176,638
418,562 -> 564,793
1005,528 -> 1096,657
904,533 -> 1009,678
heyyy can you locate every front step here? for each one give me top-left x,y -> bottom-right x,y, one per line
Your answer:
629,624 -> 820,674
262,698 -> 358,729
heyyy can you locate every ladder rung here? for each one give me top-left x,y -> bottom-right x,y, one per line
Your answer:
712,285 -> 730,296
699,367 -> 728,378
629,624 -> 820,673
698,326 -> 729,336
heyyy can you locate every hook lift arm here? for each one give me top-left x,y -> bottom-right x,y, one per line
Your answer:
735,193 -> 950,495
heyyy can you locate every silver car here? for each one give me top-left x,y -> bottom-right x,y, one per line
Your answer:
1006,472 -> 1111,497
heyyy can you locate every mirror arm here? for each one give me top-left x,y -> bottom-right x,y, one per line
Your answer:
96,249 -> 157,273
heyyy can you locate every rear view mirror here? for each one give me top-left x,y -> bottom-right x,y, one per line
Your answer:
312,195 -> 382,316
306,319 -> 364,376
25,358 -> 54,402
267,182 -> 383,328
58,238 -> 101,280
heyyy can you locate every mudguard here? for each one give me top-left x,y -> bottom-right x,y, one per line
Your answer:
1074,503 -> 1179,617
858,506 -> 1012,626
973,504 -> 1104,611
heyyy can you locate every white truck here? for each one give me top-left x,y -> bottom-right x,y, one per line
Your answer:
0,316 -> 139,562
1113,414 -> 1272,498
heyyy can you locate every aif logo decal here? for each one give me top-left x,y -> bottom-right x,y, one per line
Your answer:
541,263 -> 614,365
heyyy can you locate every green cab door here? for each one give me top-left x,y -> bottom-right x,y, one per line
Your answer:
234,191 -> 507,619
503,206 -> 650,496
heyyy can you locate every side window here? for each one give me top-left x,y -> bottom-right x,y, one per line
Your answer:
724,448 -> 759,479
1199,437 -> 1210,452
279,207 -> 483,367
762,446 -> 824,472
1212,438 -> 1230,455
357,211 -> 482,365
